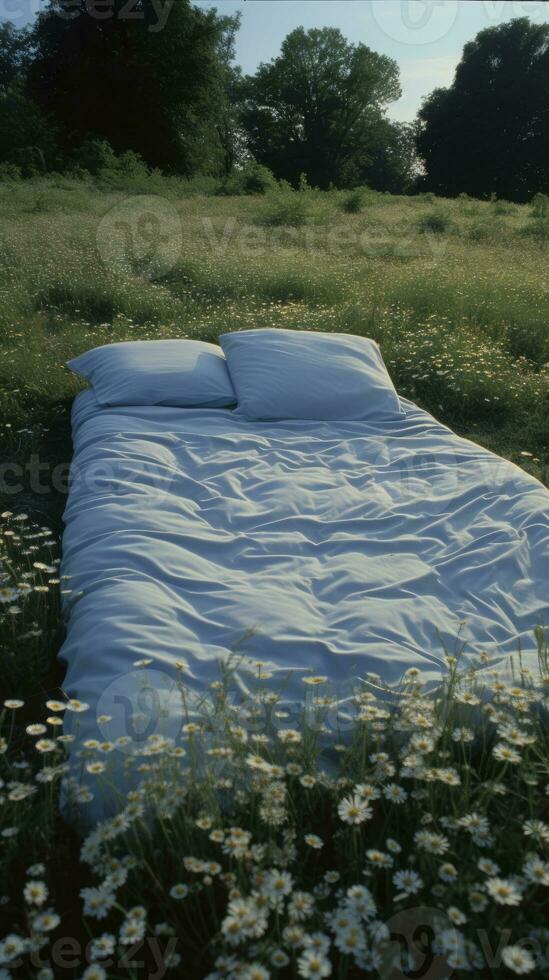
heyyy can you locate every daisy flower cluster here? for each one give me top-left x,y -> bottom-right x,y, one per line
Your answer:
3,645 -> 548,977
1,510 -> 549,978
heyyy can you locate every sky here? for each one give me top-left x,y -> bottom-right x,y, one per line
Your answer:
2,0 -> 549,121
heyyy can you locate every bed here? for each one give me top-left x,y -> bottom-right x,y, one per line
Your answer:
59,333 -> 549,821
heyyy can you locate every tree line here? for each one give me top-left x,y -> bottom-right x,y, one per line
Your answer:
0,1 -> 548,201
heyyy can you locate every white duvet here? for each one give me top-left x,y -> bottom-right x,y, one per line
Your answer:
59,389 -> 549,818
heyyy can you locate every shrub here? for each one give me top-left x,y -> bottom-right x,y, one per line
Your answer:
418,210 -> 455,235
521,219 -> 549,242
0,162 -> 22,181
493,199 -> 515,215
530,192 -> 549,219
256,189 -> 311,227
72,137 -> 118,175
218,161 -> 277,196
341,189 -> 365,214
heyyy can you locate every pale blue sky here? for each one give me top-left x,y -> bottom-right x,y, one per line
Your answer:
3,1 -> 549,121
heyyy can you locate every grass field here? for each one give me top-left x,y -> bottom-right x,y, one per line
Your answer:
1,176 -> 549,978
1,174 -> 549,534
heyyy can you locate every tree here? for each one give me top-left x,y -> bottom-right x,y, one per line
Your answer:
239,27 -> 402,189
0,22 -> 32,88
417,18 -> 549,201
0,23 -> 58,173
28,0 -> 239,175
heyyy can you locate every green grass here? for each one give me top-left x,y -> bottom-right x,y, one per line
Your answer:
1,175 -> 549,976
1,175 -> 547,521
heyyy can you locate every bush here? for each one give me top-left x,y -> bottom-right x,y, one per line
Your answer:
218,161 -> 277,196
341,190 -> 365,214
418,210 -> 455,235
493,199 -> 515,215
530,192 -> 549,219
0,161 -> 22,181
256,189 -> 311,227
72,137 -> 118,175
521,218 -> 549,242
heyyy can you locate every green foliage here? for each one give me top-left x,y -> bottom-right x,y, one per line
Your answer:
256,189 -> 311,227
239,26 -> 404,189
418,18 -> 549,202
530,192 -> 549,218
0,80 -> 59,174
418,209 -> 455,235
0,161 -> 22,180
28,0 -> 239,176
341,190 -> 365,213
218,161 -> 277,195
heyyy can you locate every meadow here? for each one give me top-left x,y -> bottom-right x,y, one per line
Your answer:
1,174 -> 549,978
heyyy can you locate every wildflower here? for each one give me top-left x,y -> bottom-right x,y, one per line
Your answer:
334,924 -> 366,955
26,724 -> 47,736
86,761 -> 106,775
297,949 -> 332,977
32,910 -> 60,932
119,918 -> 146,945
27,864 -> 45,877
523,820 -> 549,844
302,676 -> 328,685
383,784 -> 408,804
447,906 -> 467,925
523,856 -> 549,886
478,858 -> 500,875
451,727 -> 474,742
289,892 -> 315,922
393,870 -> 423,896
264,869 -> 293,900
305,834 -> 323,850
35,739 -> 57,753
365,849 -> 393,869
23,881 -> 48,906
0,934 -> 26,963
278,728 -> 302,744
270,949 -> 290,968
82,968 -> 107,980
493,743 -> 521,764
65,699 -> 90,713
243,965 -> 270,980
486,877 -> 522,906
414,831 -> 450,855
89,934 -> 116,959
468,888 -> 488,912
3,700 -> 24,710
438,863 -> 458,883
386,838 -> 402,854
338,794 -> 372,826
345,884 -> 376,920
80,886 -> 116,919
169,883 -> 188,900
501,946 -> 536,974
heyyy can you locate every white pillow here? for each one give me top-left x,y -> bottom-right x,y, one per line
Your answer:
67,340 -> 236,408
220,329 -> 403,421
